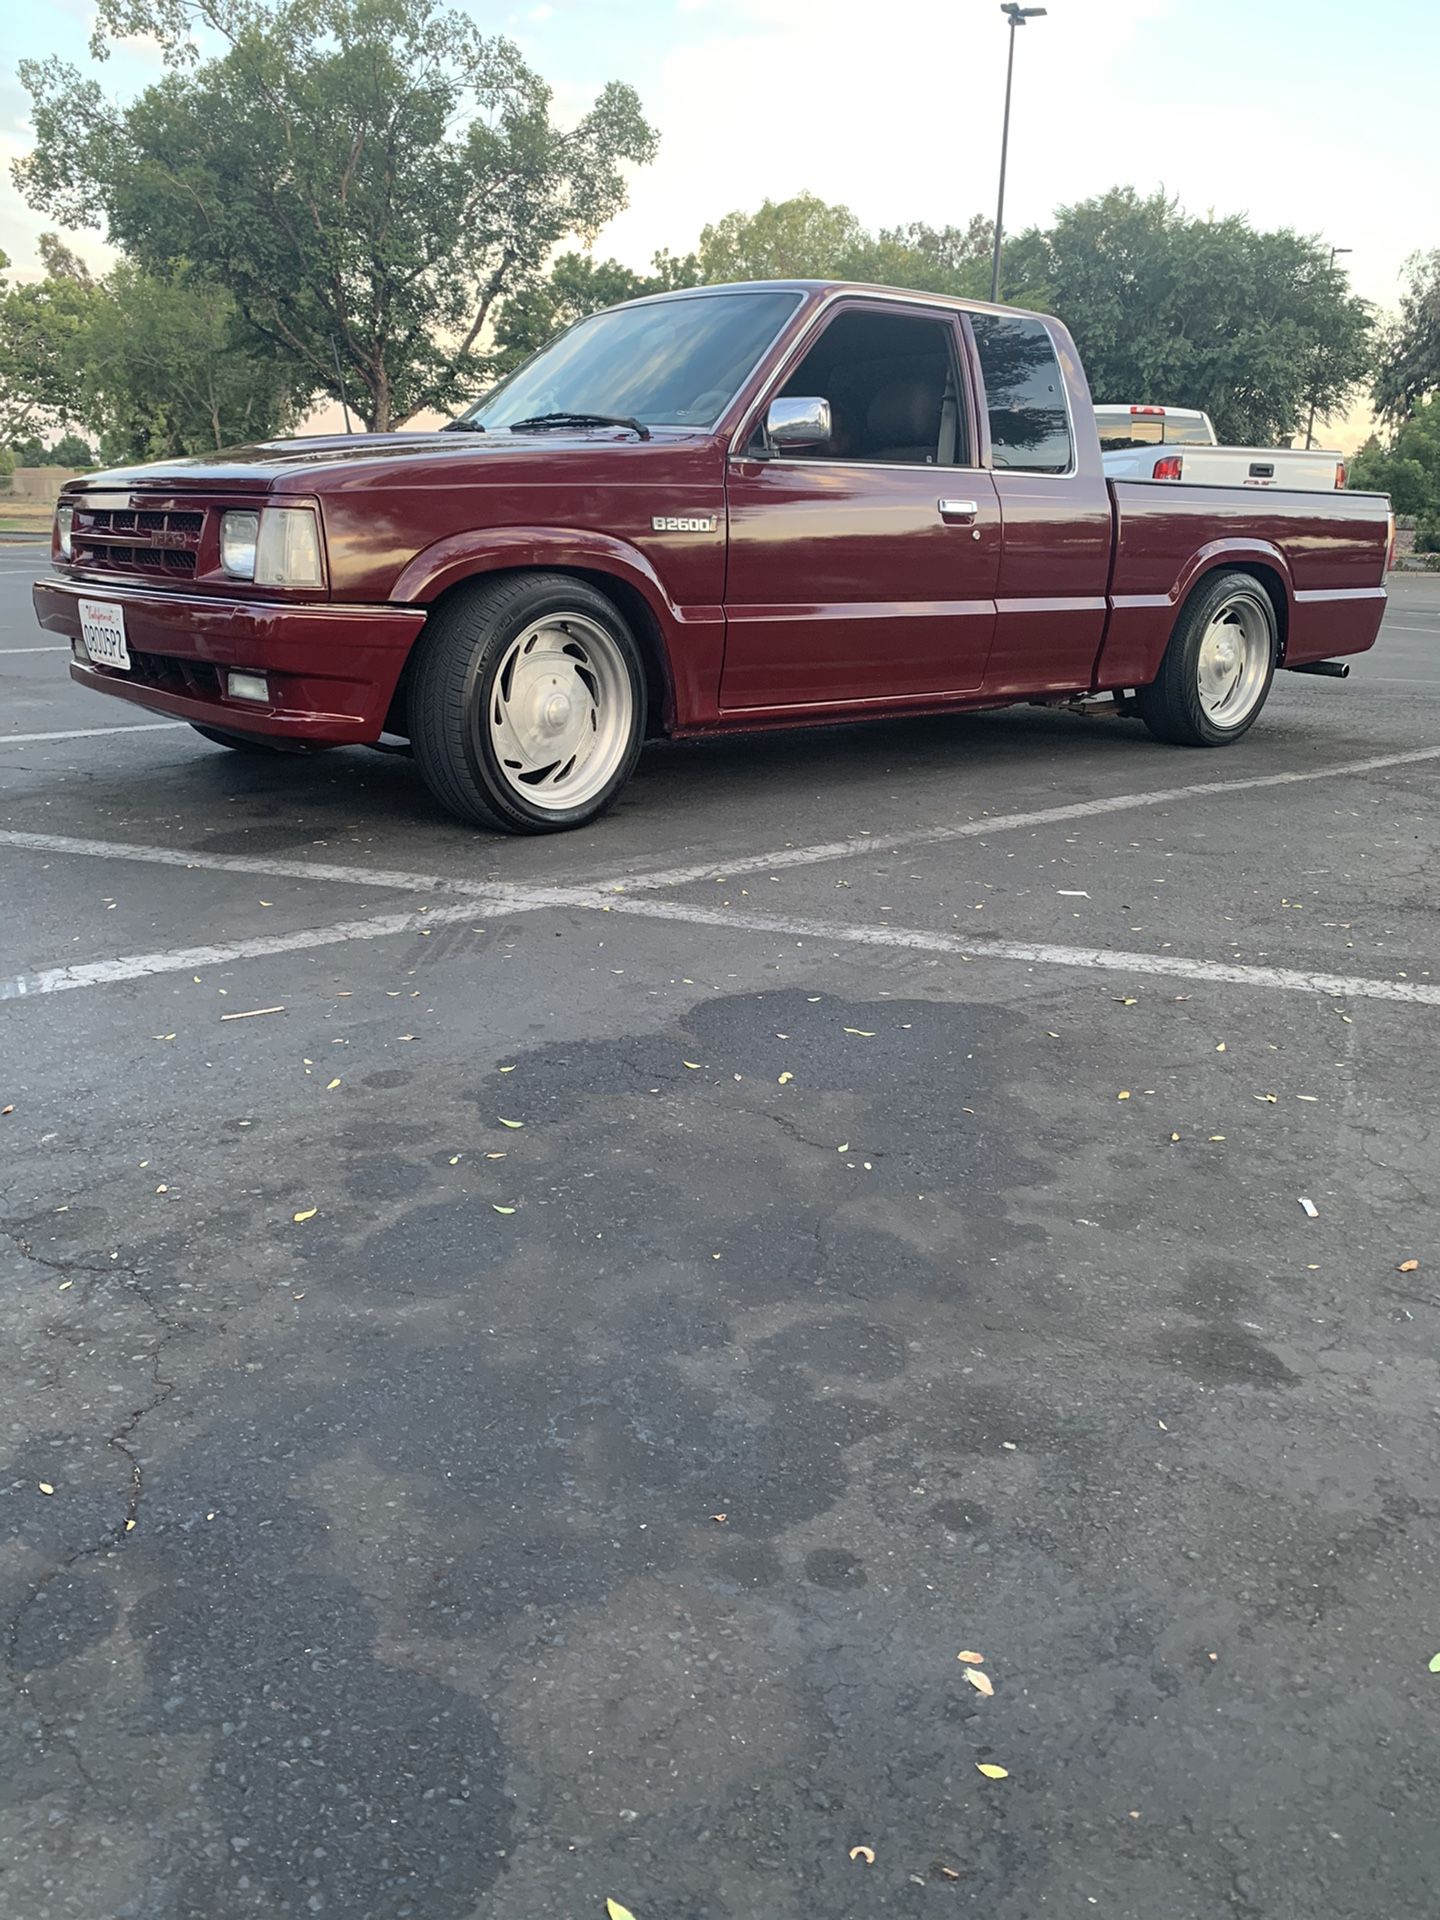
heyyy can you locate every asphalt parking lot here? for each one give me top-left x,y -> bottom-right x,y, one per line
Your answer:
3,551 -> 1439,1920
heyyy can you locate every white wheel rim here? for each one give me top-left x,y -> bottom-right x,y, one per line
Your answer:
1196,594 -> 1271,726
486,612 -> 633,811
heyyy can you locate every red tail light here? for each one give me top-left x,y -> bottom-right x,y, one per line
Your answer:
1152,454 -> 1183,481
1334,461 -> 1347,489
1131,405 -> 1165,415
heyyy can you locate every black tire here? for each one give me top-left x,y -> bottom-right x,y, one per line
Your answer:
408,572 -> 647,834
190,724 -> 329,755
1134,570 -> 1278,747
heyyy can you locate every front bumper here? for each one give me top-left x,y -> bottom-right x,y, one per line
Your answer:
32,576 -> 427,743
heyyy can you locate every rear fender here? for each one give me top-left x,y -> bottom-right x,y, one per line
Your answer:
1098,538 -> 1294,690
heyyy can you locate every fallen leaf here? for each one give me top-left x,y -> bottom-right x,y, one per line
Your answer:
499,1064 -> 516,1073
292,1208 -> 317,1223
1216,1042 -> 1226,1052
498,1117 -> 524,1129
777,1071 -> 793,1085
326,1078 -> 342,1091
956,1651 -> 985,1665
606,1902 -> 637,1920
710,1512 -> 727,1524
965,1667 -> 994,1697
837,1142 -> 850,1153
848,1846 -> 875,1865
1170,1132 -> 1181,1143
58,1279 -> 73,1292
1,1105 -> 13,1116
1117,1090 -> 1131,1100
976,1763 -> 1009,1780
492,1204 -> 516,1215
1000,1441 -> 1017,1451
682,1060 -> 701,1070
37,1481 -> 56,1495
842,1028 -> 876,1037
1209,1134 -> 1226,1141
1399,1259 -> 1419,1273
449,1156 -> 461,1166
485,1151 -> 507,1160
125,1517 -> 136,1531
939,1865 -> 961,1880
1297,1094 -> 1319,1102
1118,997 -> 1138,1006
1056,889 -> 1089,897
1428,1653 -> 1440,1673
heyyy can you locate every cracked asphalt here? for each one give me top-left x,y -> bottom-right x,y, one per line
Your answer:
3,551 -> 1439,1919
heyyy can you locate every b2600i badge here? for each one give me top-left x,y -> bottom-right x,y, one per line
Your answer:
651,514 -> 717,532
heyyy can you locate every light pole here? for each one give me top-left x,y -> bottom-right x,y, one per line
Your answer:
1304,244 -> 1352,449
990,3 -> 1047,304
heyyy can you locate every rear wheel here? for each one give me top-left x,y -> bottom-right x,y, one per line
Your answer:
1135,572 -> 1278,747
409,572 -> 646,833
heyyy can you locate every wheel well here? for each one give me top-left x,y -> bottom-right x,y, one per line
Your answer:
1219,562 -> 1290,662
384,565 -> 676,739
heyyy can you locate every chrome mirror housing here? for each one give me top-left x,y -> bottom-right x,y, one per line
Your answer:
765,395 -> 832,449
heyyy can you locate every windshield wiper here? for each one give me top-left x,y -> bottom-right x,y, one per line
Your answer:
440,417 -> 485,432
506,411 -> 651,441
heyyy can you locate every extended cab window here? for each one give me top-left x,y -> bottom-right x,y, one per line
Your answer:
764,307 -> 968,466
971,315 -> 1072,474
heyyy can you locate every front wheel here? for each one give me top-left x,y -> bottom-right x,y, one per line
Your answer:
408,573 -> 647,833
1135,572 -> 1278,747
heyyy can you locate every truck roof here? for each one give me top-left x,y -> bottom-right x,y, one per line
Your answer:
609,278 -> 1040,320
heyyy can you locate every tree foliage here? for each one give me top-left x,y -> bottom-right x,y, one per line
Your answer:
1349,399 -> 1440,539
14,0 -> 658,429
1003,188 -> 1373,445
491,247 -> 700,374
1372,249 -> 1440,428
0,240 -> 309,460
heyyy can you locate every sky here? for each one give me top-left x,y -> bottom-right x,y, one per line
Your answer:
2,0 -> 1437,446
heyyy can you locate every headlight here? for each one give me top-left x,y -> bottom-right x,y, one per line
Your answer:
56,503 -> 74,560
220,510 -> 259,578
255,507 -> 324,588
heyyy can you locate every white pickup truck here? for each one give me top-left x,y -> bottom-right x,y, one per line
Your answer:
1097,405 -> 1349,492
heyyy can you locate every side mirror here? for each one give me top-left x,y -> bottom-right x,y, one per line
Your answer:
765,395 -> 832,450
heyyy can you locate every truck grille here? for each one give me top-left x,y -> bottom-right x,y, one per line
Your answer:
71,506 -> 205,580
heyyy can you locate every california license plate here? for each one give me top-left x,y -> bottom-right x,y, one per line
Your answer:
78,598 -> 130,670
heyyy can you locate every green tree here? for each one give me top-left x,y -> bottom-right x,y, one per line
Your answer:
490,246 -> 702,374
15,0 -> 659,430
697,193 -> 867,282
1349,399 -> 1440,545
1373,249 -> 1440,427
0,246 -> 100,442
1004,188 -> 1373,445
49,432 -> 97,466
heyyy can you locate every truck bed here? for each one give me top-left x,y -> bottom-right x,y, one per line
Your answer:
1096,478 -> 1391,690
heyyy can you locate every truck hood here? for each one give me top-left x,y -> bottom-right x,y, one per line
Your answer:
65,428 -> 709,494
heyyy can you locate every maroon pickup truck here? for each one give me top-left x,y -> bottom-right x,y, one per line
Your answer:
34,281 -> 1392,834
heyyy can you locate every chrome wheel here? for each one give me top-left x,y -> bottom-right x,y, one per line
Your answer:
1196,593 -> 1272,727
487,611 -> 634,812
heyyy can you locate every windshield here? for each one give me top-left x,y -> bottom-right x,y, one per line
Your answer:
461,290 -> 801,431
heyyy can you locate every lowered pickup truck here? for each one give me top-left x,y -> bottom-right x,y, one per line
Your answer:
35,281 -> 1392,834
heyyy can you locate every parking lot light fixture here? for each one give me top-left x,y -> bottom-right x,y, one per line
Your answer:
990,3 -> 1048,304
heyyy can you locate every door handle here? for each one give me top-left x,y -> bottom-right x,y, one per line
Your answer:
937,498 -> 980,523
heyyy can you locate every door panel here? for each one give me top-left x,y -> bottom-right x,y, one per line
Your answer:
720,461 -> 1002,710
983,472 -> 1114,697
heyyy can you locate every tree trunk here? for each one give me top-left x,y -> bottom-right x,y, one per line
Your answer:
371,366 -> 390,434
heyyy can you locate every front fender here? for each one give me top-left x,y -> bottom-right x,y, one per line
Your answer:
388,525 -> 725,727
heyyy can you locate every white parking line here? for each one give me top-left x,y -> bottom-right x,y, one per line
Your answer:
593,896 -> 1440,1007
0,899 -> 543,999
605,742 -> 1440,892
0,645 -> 69,654
0,722 -> 188,745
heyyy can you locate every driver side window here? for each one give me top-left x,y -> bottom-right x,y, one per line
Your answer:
763,306 -> 968,466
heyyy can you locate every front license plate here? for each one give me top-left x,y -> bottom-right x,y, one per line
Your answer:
78,598 -> 130,670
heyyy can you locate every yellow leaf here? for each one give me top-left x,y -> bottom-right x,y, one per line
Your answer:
125,1518 -> 136,1531
778,1071 -> 793,1085
1399,1259 -> 1419,1273
498,1117 -> 524,1129
326,1078 -> 342,1091
292,1208 -> 317,1223
976,1763 -> 1009,1780
449,1156 -> 461,1166
58,1279 -> 73,1292
492,1204 -> 516,1215
837,1142 -> 849,1153
606,1902 -> 637,1920
956,1650 -> 985,1664
1216,1042 -> 1226,1052
38,1482 -> 55,1496
499,1065 -> 516,1072
842,1028 -> 876,1037
683,1060 -> 701,1069
965,1667 -> 994,1697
